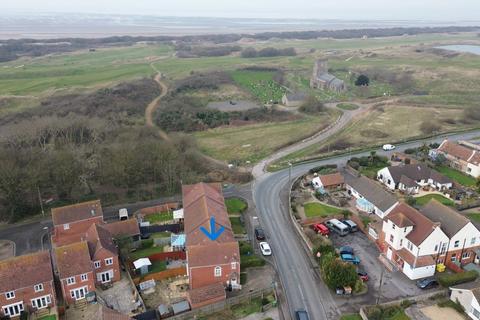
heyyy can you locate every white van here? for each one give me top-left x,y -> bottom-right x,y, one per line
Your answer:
119,208 -> 129,221
327,219 -> 350,237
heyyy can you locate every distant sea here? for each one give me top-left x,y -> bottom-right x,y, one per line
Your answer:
1,13 -> 479,40
436,45 -> 480,55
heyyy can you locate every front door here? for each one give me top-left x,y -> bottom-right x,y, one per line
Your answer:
32,295 -> 51,309
3,302 -> 24,317
101,272 -> 111,283
387,247 -> 393,260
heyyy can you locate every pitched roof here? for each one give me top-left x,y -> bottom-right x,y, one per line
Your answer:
182,182 -> 239,268
85,224 -> 118,257
343,171 -> 398,212
55,242 -> 92,279
103,219 -> 140,238
286,92 -> 308,101
438,140 -> 477,163
52,200 -> 103,226
420,199 -> 469,238
387,203 -> 438,246
389,212 -> 414,228
0,251 -> 53,293
319,172 -> 344,187
399,175 -> 417,188
396,248 -> 435,267
386,163 -> 451,185
187,282 -> 226,306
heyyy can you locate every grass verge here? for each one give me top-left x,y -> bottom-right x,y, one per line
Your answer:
226,198 -> 248,214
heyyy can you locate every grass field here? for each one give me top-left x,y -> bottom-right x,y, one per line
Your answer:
226,198 -> 248,214
230,70 -> 286,103
229,217 -> 246,234
436,165 -> 477,187
304,202 -> 343,218
194,112 -> 337,163
415,194 -> 454,207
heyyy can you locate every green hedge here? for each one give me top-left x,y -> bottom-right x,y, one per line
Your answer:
438,270 -> 478,287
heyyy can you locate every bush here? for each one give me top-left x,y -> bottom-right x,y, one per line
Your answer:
299,96 -> 325,114
320,253 -> 358,290
308,164 -> 337,174
404,148 -> 417,154
437,270 -> 478,287
438,298 -> 465,314
355,74 -> 370,86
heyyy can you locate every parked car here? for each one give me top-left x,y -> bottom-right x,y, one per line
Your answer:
119,208 -> 128,221
382,144 -> 396,151
340,253 -> 360,265
341,219 -> 358,232
295,310 -> 309,320
259,242 -> 272,256
339,246 -> 354,255
255,227 -> 266,240
357,270 -> 369,282
416,277 -> 438,289
324,220 -> 334,230
313,223 -> 330,236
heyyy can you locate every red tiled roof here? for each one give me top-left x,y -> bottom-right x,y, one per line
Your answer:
396,248 -> 435,268
438,140 -> 475,163
319,172 -> 344,187
183,183 -> 239,268
0,251 -> 53,293
55,242 -> 92,279
52,200 -> 103,226
103,219 -> 140,238
387,203 -> 437,246
389,212 -> 414,228
85,224 -> 118,257
187,282 -> 226,306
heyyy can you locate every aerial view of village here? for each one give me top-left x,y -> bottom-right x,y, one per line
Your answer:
1,1 -> 480,320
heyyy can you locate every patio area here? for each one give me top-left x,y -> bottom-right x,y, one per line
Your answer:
96,272 -> 143,315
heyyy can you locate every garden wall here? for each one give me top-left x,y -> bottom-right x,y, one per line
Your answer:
138,203 -> 180,216
133,266 -> 187,285
149,251 -> 186,262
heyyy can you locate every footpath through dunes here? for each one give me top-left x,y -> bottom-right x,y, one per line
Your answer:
145,66 -> 170,142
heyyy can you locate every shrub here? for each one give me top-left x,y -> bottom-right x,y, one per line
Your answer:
355,74 -> 370,86
308,164 -> 337,174
437,270 -> 478,287
400,299 -> 414,308
404,148 -> 417,154
320,253 -> 358,289
438,298 -> 465,314
299,96 -> 325,114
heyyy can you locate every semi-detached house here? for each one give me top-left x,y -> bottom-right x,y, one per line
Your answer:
381,203 -> 449,280
433,140 -> 480,178
0,251 -> 56,318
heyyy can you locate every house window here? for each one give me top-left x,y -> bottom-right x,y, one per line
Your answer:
451,254 -> 457,262
31,295 -> 51,309
434,245 -> 438,252
94,261 -> 101,269
3,302 -> 24,317
214,266 -> 222,277
34,283 -> 44,292
5,291 -> 15,300
400,239 -> 403,247
454,240 -> 460,248
389,234 -> 394,243
105,258 -> 113,266
441,243 -> 447,254
407,241 -> 413,251
66,277 -> 76,285
404,228 -> 407,233
472,237 -> 477,245
63,223 -> 70,230
392,224 -> 396,230
462,252 -> 471,259
472,308 -> 480,318
81,273 -> 88,281
231,262 -> 236,270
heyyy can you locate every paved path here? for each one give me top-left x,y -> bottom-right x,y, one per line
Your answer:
145,64 -> 170,141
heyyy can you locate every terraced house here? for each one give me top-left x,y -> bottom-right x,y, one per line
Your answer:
0,251 -> 56,318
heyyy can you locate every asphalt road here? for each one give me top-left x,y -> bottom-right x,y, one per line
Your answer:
252,129 -> 480,320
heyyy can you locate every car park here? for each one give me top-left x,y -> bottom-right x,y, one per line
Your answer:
313,223 -> 330,236
255,227 -> 266,240
357,270 -> 369,282
341,219 -> 358,232
339,246 -> 354,255
259,242 -> 272,256
416,277 -> 438,289
382,144 -> 396,151
295,310 -> 309,320
340,253 -> 360,264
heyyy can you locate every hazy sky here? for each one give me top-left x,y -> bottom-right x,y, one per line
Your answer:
3,0 -> 480,21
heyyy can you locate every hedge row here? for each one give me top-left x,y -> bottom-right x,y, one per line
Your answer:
438,270 -> 478,287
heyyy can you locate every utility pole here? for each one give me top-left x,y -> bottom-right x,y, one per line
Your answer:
37,185 -> 45,217
376,268 -> 385,305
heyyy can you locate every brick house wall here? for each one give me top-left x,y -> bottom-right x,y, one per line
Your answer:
0,280 -> 56,317
60,272 -> 95,305
92,250 -> 121,285
189,262 -> 240,289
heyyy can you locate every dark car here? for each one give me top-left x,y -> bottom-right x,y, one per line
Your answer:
324,220 -> 334,230
416,277 -> 438,289
295,310 -> 309,320
357,270 -> 369,282
339,246 -> 354,255
255,227 -> 266,241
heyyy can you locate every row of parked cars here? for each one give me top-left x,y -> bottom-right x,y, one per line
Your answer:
312,218 -> 358,237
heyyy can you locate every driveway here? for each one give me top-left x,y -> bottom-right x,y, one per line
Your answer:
329,232 -> 424,312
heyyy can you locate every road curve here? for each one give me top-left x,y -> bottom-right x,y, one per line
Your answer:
253,129 -> 480,320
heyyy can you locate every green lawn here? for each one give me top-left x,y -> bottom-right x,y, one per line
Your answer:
231,297 -> 263,318
130,241 -> 164,260
337,103 -> 359,111
149,260 -> 167,273
230,70 -> 286,103
239,241 -> 265,270
230,217 -> 246,234
38,316 -> 57,320
389,311 -> 411,320
467,213 -> 480,223
303,202 -> 343,218
415,194 -> 455,207
151,232 -> 171,238
340,315 -> 362,320
436,165 -> 477,187
226,197 -> 248,214
144,211 -> 174,224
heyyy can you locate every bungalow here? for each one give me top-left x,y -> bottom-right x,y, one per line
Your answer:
343,170 -> 398,218
380,203 -> 449,280
420,200 -> 480,267
312,172 -> 345,192
450,281 -> 480,320
432,140 -> 480,178
55,242 -> 95,305
0,251 -> 56,318
183,182 -> 240,307
377,163 -> 452,194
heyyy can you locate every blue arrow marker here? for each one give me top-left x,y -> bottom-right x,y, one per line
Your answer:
200,217 -> 225,241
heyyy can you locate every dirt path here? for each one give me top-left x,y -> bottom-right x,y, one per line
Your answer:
145,63 -> 170,141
